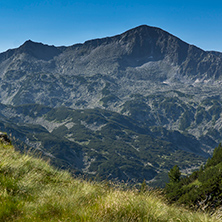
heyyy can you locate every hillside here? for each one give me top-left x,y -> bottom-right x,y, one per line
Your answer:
0,25 -> 222,185
166,143 -> 222,212
0,103 -> 206,187
0,138 -> 220,221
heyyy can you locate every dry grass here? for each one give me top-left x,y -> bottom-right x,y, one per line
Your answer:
0,142 -> 220,221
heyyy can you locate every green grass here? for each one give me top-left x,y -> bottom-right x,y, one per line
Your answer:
0,142 -> 220,221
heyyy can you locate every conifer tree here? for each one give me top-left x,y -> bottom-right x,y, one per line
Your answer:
168,165 -> 181,183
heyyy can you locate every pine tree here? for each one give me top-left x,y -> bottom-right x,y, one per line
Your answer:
168,165 -> 181,183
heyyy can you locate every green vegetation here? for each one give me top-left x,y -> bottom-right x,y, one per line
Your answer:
0,140 -> 219,221
179,110 -> 194,131
0,103 -> 206,187
165,143 -> 222,213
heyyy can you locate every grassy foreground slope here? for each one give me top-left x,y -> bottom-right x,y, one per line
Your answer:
0,141 -> 219,222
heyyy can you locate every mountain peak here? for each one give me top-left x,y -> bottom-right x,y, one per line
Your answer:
18,40 -> 64,61
126,24 -> 162,32
20,39 -> 43,49
23,39 -> 35,44
121,24 -> 172,39
20,40 -> 54,50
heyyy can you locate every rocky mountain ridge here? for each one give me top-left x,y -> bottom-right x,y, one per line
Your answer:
0,25 -> 222,185
1,25 -> 222,79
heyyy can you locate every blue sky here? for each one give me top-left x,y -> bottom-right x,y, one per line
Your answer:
1,0 -> 222,53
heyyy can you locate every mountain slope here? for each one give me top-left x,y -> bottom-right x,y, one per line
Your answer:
0,25 -> 222,109
1,25 -> 222,80
0,25 -> 222,185
0,103 -> 206,186
165,143 -> 222,212
0,139 -> 219,221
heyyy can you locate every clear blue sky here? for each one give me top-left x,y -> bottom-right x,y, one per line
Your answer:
1,0 -> 222,53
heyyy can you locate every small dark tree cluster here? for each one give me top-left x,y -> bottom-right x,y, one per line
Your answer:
165,143 -> 222,212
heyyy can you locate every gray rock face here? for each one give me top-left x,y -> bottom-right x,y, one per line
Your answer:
0,25 -> 222,108
0,25 -> 222,186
